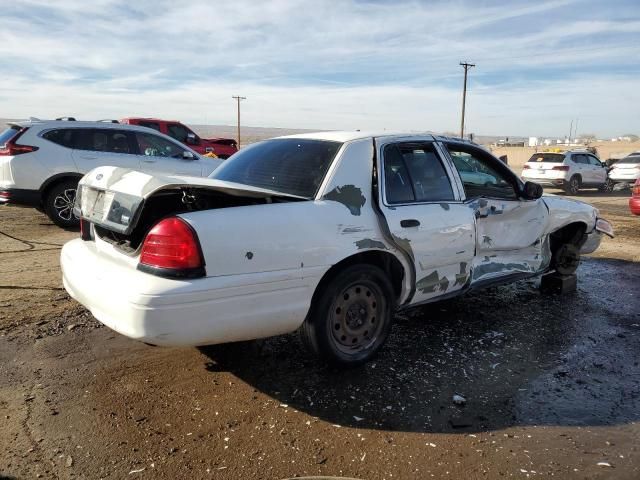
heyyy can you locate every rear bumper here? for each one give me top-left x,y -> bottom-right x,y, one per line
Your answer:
61,239 -> 312,346
523,178 -> 566,188
0,188 -> 40,206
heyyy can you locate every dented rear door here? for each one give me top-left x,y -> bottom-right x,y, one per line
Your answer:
378,139 -> 475,304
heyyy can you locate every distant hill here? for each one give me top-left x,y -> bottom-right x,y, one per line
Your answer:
188,124 -> 318,145
0,117 -> 317,146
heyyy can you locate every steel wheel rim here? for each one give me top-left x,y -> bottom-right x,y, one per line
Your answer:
53,188 -> 76,221
329,281 -> 385,355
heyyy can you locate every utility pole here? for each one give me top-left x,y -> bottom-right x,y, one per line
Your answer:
232,95 -> 246,148
568,119 -> 573,144
459,62 -> 475,139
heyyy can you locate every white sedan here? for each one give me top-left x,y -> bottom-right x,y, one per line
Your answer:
61,132 -> 613,366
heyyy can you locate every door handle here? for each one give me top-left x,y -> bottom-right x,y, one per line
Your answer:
142,159 -> 156,163
400,219 -> 420,228
79,155 -> 98,160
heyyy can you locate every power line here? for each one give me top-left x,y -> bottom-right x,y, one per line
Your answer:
232,95 -> 246,148
459,62 -> 475,139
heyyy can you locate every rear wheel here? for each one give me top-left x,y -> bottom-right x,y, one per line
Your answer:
300,264 -> 394,366
44,180 -> 79,228
565,175 -> 581,195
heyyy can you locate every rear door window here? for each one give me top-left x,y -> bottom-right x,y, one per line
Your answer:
0,126 -> 21,145
166,123 -> 190,143
383,143 -> 454,204
138,121 -> 161,132
572,154 -> 589,165
74,129 -> 135,154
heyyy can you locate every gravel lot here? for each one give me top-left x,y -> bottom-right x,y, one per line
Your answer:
1,189 -> 638,479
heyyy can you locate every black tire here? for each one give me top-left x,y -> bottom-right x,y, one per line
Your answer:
300,264 -> 395,366
552,243 -> 580,275
598,178 -> 614,193
565,175 -> 581,195
44,180 -> 79,228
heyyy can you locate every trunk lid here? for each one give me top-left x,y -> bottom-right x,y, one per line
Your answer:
75,166 -> 305,235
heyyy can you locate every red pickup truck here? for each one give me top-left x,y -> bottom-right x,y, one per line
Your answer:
121,118 -> 238,158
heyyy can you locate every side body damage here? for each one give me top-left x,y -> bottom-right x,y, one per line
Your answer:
62,132 -> 611,349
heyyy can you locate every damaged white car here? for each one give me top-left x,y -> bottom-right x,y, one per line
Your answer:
61,132 -> 614,365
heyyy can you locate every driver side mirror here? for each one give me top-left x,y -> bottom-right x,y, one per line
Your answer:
521,181 -> 543,200
185,133 -> 199,145
182,151 -> 197,160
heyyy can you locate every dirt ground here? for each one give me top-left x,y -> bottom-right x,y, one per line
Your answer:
1,188 -> 639,480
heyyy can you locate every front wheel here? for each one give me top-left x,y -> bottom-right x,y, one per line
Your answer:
599,178 -> 614,193
552,243 -> 580,275
300,264 -> 395,366
45,180 -> 79,228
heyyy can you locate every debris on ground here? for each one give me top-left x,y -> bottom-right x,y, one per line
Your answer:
452,394 -> 467,405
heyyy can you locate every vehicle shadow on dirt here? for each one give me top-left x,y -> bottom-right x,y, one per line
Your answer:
199,257 -> 640,434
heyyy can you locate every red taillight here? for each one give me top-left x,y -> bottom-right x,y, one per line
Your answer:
632,182 -> 640,196
0,128 -> 38,156
139,217 -> 204,276
523,164 -> 531,169
80,218 -> 91,240
0,191 -> 10,200
552,165 -> 570,171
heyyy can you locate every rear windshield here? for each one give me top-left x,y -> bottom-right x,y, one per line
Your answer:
617,155 -> 640,164
528,153 -> 565,163
0,126 -> 21,146
211,138 -> 342,198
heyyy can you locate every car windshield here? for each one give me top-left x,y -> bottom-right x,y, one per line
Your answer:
617,155 -> 640,164
210,138 -> 342,198
0,125 -> 21,146
528,153 -> 565,163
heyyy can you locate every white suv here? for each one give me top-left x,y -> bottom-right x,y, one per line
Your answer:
0,119 -> 222,227
521,150 -> 612,195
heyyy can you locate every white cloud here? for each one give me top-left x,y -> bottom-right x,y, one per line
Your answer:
0,0 -> 638,136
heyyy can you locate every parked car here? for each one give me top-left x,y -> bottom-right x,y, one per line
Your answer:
630,179 -> 640,215
121,118 -> 238,159
521,150 -> 613,194
609,152 -> 640,187
0,119 -> 222,227
61,132 -> 613,366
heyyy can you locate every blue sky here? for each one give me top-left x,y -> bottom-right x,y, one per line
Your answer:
0,0 -> 639,137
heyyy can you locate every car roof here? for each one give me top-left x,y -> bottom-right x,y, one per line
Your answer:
8,119 -> 166,133
273,130 -> 478,145
535,149 -> 594,156
123,117 -> 179,123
